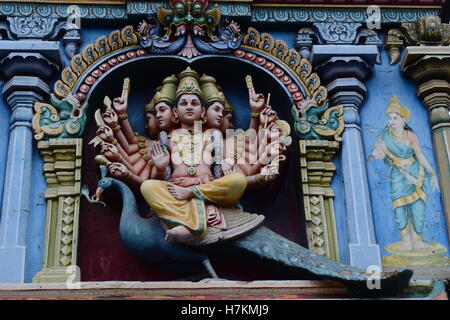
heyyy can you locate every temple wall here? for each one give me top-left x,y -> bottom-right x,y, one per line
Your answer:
0,0 -> 448,288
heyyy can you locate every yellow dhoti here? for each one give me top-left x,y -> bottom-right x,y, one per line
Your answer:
140,173 -> 247,237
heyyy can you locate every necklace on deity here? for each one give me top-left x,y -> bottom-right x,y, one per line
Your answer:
176,132 -> 203,176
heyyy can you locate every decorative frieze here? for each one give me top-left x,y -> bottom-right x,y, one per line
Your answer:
0,2 -> 439,23
252,7 -> 439,24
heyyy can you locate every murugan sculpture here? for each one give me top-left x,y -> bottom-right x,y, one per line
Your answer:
27,0 -> 416,297
84,66 -> 413,297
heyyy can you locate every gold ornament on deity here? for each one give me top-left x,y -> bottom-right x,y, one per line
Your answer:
174,132 -> 204,176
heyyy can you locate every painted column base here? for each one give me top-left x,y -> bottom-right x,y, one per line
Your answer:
0,246 -> 25,283
33,266 -> 79,284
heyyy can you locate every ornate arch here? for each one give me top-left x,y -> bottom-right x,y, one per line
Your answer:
32,10 -> 343,283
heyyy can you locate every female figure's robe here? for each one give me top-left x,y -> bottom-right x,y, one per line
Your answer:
381,128 -> 430,234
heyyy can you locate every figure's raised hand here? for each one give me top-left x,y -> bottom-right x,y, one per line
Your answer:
100,142 -> 120,162
107,162 -> 129,179
260,141 -> 285,164
96,125 -> 115,143
112,79 -> 130,115
260,107 -> 278,127
151,142 -> 170,173
112,97 -> 127,114
248,86 -> 265,113
102,107 -> 118,128
260,164 -> 280,182
262,122 -> 282,142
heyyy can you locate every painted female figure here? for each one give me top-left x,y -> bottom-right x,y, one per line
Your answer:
369,96 -> 439,252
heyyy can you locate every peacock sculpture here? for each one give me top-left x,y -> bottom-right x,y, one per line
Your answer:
83,165 -> 413,298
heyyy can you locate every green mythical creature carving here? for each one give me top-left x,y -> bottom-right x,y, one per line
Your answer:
138,0 -> 242,57
291,96 -> 344,141
32,93 -> 87,141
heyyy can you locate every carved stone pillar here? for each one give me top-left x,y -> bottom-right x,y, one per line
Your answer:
0,77 -> 50,283
386,16 -> 450,241
299,22 -> 382,269
0,17 -> 67,283
300,140 -> 340,261
32,139 -> 82,283
402,50 -> 450,240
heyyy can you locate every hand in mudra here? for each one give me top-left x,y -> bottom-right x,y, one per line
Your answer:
260,164 -> 280,181
112,97 -> 128,114
222,163 -> 236,175
96,125 -> 115,143
102,107 -> 118,128
260,107 -> 278,127
100,142 -> 120,162
151,142 -> 170,172
261,141 -> 285,164
107,162 -> 129,179
248,86 -> 265,113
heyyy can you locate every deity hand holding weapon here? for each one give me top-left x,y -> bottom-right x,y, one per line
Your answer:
90,76 -> 180,187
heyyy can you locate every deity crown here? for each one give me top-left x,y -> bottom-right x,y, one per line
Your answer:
176,67 -> 203,100
386,96 -> 410,122
145,75 -> 178,113
200,73 -> 226,107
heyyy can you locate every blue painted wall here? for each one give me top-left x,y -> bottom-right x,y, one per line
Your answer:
361,49 -> 450,259
0,82 -> 11,219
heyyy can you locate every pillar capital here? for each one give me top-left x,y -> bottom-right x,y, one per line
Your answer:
297,22 -> 382,64
3,76 -> 50,101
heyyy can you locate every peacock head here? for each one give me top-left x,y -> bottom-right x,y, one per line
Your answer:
92,165 -> 114,202
81,164 -> 114,206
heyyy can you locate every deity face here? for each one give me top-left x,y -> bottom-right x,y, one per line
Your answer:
220,112 -> 234,133
206,102 -> 224,129
388,112 -> 405,130
155,102 -> 174,131
145,111 -> 159,138
174,93 -> 204,125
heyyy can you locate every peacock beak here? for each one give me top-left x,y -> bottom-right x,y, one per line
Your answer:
92,187 -> 104,202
